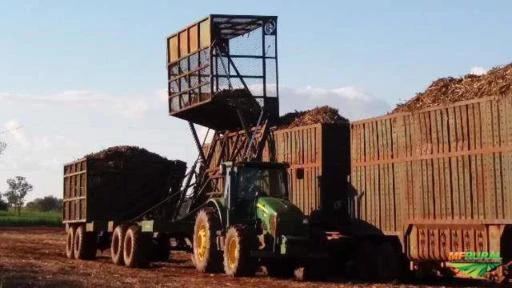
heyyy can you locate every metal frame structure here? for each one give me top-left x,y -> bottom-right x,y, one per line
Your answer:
166,14 -> 279,130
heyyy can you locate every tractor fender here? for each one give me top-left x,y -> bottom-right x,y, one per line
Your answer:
204,199 -> 226,227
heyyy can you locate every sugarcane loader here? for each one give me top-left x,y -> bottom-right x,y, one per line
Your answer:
192,161 -> 327,278
165,14 -> 327,279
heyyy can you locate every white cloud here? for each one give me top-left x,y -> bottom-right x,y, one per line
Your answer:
39,136 -> 52,149
280,85 -> 390,120
113,98 -> 148,119
470,66 -> 488,76
332,86 -> 371,100
4,120 -> 30,148
1,90 -> 149,119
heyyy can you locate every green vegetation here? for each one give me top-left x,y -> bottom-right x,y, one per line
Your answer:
0,208 -> 61,227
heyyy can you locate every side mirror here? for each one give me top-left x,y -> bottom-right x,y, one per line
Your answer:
295,168 -> 304,180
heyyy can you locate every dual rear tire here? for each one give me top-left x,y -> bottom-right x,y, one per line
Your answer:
65,225 -> 97,260
110,224 -> 151,268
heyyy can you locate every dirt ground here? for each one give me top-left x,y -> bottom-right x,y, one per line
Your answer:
0,227 -> 497,288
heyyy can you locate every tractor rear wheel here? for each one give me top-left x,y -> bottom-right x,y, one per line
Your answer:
123,225 -> 151,268
193,207 -> 222,273
223,225 -> 257,277
65,226 -> 75,259
111,225 -> 128,265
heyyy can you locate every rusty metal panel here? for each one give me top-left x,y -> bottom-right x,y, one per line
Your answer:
350,95 -> 512,261
178,30 -> 189,58
505,96 -> 512,219
199,18 -> 210,49
168,36 -> 179,63
189,25 -> 199,53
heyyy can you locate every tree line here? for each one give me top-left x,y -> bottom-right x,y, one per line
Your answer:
0,176 -> 62,214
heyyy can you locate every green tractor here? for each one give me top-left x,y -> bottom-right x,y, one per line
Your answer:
192,161 -> 326,278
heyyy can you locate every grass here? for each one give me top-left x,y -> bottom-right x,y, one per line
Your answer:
0,208 -> 62,227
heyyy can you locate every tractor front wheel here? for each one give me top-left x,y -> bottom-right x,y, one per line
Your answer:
223,225 -> 257,277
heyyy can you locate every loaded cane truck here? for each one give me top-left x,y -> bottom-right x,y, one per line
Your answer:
63,15 -> 328,279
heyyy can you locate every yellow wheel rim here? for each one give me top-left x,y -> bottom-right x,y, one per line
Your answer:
196,224 -> 207,261
227,237 -> 238,269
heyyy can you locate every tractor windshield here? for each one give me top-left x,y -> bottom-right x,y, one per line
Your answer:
238,167 -> 287,200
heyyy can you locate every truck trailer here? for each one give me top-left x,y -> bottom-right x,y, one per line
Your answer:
350,95 -> 512,281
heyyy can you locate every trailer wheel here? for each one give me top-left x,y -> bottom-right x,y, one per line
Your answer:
65,226 -> 75,259
356,240 -> 377,280
123,225 -> 150,268
265,261 -> 295,278
193,207 -> 222,273
295,260 -> 328,281
223,225 -> 257,277
111,225 -> 128,265
376,241 -> 403,282
152,233 -> 171,262
73,225 -> 96,260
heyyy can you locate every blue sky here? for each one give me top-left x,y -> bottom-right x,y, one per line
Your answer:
1,0 -> 511,200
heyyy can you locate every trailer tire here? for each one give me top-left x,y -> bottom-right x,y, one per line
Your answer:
73,225 -> 96,260
265,261 -> 295,278
65,226 -> 75,259
295,260 -> 328,281
123,225 -> 150,268
356,240 -> 377,280
223,225 -> 257,277
111,225 -> 128,265
376,241 -> 402,282
152,233 -> 171,262
193,208 -> 222,273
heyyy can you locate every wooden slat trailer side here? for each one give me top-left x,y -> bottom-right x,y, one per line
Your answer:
350,95 -> 512,279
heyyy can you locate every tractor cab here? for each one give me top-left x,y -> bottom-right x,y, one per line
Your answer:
219,161 -> 311,253
221,162 -> 290,227
224,161 -> 288,204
